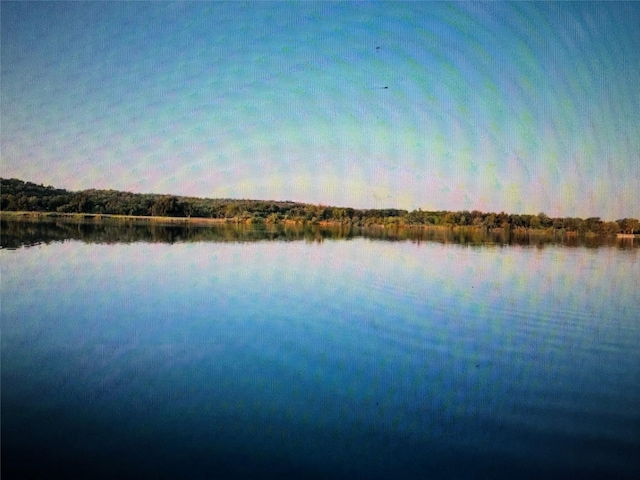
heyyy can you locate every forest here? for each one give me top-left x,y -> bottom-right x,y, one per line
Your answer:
1,178 -> 638,235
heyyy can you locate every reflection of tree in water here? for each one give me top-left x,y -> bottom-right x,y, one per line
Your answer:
1,218 -> 635,250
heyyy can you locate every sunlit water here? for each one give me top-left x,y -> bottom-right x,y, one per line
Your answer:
2,228 -> 639,479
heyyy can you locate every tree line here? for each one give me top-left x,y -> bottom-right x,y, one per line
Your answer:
2,178 -> 638,235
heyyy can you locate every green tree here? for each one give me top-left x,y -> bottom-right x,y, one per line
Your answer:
618,218 -> 639,234
151,196 -> 183,217
529,215 -> 541,229
538,212 -> 552,228
602,221 -> 620,236
584,217 -> 603,234
483,214 -> 497,229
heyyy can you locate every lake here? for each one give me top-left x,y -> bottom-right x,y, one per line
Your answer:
2,221 -> 639,479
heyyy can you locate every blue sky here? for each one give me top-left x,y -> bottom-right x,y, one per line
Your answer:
2,2 -> 639,219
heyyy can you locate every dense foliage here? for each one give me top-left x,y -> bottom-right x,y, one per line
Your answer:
2,178 -> 638,235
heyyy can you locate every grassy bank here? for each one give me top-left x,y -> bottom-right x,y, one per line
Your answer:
0,211 -> 229,225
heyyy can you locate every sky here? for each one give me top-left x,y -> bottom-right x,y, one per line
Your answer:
2,2 -> 639,219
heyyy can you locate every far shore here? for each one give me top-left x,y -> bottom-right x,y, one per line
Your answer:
0,210 -> 329,227
2,210 -> 638,239
0,210 -> 229,225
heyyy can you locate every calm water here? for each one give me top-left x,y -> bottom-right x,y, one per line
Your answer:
2,223 -> 639,479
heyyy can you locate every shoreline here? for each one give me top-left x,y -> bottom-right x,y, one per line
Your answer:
0,211 -> 229,225
2,210 -> 637,238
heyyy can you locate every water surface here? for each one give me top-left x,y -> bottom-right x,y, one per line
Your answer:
2,224 -> 639,478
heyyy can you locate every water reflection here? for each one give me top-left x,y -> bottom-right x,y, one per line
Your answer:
2,228 -> 639,478
1,217 -> 636,250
